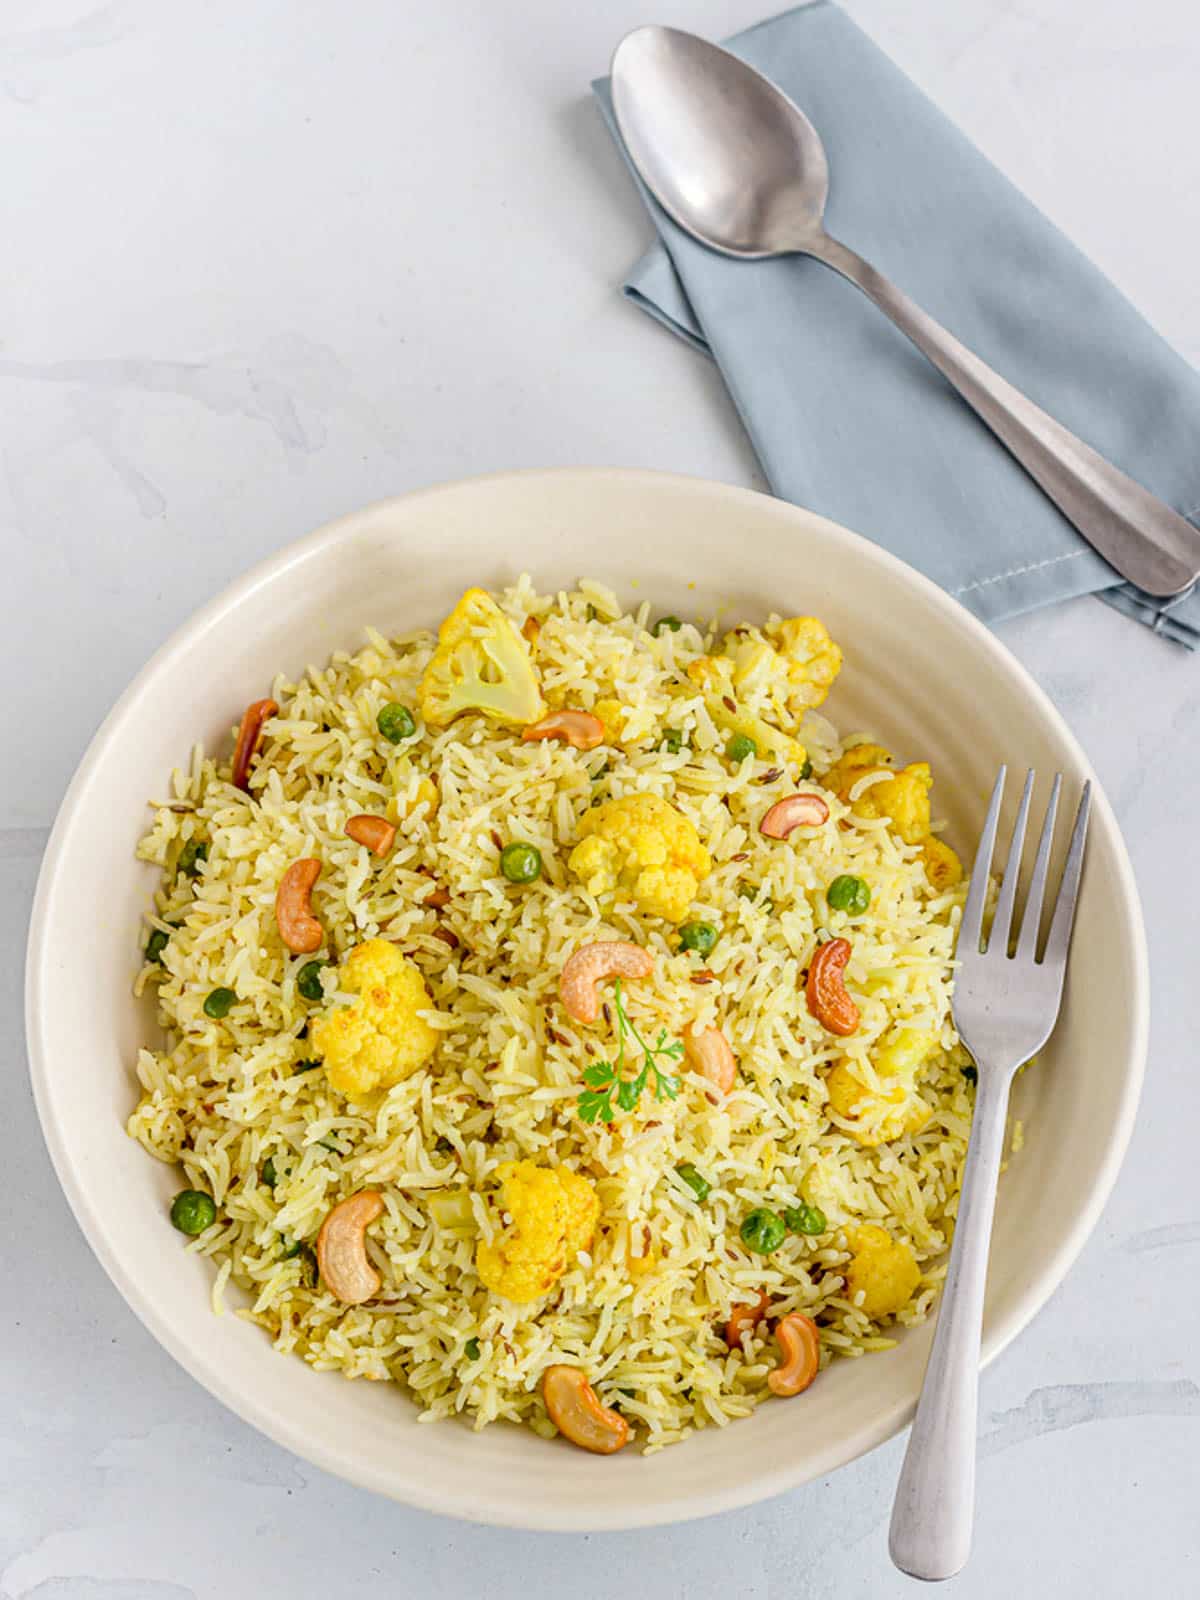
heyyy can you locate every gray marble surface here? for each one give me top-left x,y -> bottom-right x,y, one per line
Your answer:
4,1 -> 1198,1594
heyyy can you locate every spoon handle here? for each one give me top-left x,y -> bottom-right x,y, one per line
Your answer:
810,233 -> 1200,598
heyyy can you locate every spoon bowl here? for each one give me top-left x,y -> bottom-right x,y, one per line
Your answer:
612,26 -> 829,256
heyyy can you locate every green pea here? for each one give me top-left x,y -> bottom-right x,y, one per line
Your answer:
726,734 -> 757,764
962,1064 -> 978,1084
145,928 -> 170,964
500,842 -> 542,884
784,1202 -> 828,1236
261,1157 -> 278,1189
678,921 -> 719,956
826,874 -> 871,914
464,1337 -> 481,1362
799,757 -> 814,781
177,839 -> 208,877
651,616 -> 683,636
659,728 -> 685,755
377,702 -> 416,744
170,1189 -> 216,1235
675,1163 -> 711,1203
203,986 -> 236,1019
740,1207 -> 787,1255
296,960 -> 328,1002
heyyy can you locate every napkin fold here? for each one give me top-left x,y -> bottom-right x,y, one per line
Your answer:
593,2 -> 1200,647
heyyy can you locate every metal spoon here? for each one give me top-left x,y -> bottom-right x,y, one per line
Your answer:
611,26 -> 1200,599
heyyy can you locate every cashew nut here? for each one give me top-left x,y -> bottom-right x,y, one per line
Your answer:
231,698 -> 278,792
559,941 -> 654,1024
344,813 -> 397,856
760,792 -> 830,839
768,1312 -> 821,1397
805,936 -> 861,1037
684,1024 -> 737,1101
276,858 -> 324,954
521,710 -> 605,751
542,1364 -> 630,1455
316,1190 -> 385,1305
725,1290 -> 770,1350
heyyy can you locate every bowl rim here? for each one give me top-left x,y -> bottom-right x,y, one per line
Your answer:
25,467 -> 1149,1529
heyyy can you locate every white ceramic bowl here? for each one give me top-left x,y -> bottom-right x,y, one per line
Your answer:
26,470 -> 1147,1530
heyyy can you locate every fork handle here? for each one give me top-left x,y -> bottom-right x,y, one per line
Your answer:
888,1067 -> 1012,1581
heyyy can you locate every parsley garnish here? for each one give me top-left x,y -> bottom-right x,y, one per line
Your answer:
577,979 -> 683,1123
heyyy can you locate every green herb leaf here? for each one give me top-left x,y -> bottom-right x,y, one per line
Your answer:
615,1075 -> 640,1113
576,979 -> 684,1122
578,1088 -> 612,1124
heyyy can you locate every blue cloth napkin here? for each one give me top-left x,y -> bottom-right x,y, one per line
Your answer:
592,2 -> 1200,647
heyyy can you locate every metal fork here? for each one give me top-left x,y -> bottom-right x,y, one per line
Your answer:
889,767 -> 1091,1582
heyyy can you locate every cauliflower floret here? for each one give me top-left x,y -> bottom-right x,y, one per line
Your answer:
686,658 -> 807,767
310,938 -> 439,1098
689,615 -> 840,753
593,697 -> 635,748
824,743 -> 962,887
475,1160 -> 599,1303
821,742 -> 894,800
826,1063 -> 930,1146
387,772 -> 439,823
419,587 -> 546,728
568,792 -> 711,923
844,1224 -> 921,1321
687,630 -> 822,769
844,759 -> 932,843
826,1028 -> 936,1146
766,616 -> 843,715
921,834 -> 963,891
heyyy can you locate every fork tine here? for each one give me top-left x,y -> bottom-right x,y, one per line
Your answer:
959,766 -> 1005,956
1041,781 -> 1092,972
990,768 -> 1034,954
1015,773 -> 1062,962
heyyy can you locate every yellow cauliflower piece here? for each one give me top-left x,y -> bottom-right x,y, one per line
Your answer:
767,616 -> 843,714
475,1160 -> 599,1303
827,1030 -> 936,1145
822,742 -> 894,799
310,938 -> 439,1098
921,835 -> 963,891
874,1026 -> 937,1080
686,656 -> 807,767
826,1061 -> 930,1147
419,587 -> 546,728
387,772 -> 439,824
826,745 -> 962,892
844,1224 -> 921,1320
593,697 -> 636,748
694,614 -> 841,737
825,744 -> 926,840
833,754 -> 932,844
568,792 -> 711,923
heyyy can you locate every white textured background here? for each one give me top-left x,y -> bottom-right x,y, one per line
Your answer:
4,1 -> 1199,1594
